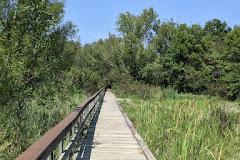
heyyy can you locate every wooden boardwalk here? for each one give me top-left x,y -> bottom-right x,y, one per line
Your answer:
73,90 -> 154,160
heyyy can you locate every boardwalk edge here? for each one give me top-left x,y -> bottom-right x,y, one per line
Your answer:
114,94 -> 156,160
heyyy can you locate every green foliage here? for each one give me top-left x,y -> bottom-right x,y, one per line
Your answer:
115,9 -> 239,100
0,0 -> 86,158
204,18 -> 231,38
116,8 -> 160,78
118,87 -> 240,159
109,70 -> 157,100
222,27 -> 240,100
1,5 -> 239,159
65,8 -> 239,101
0,0 -> 76,106
0,82 -> 87,159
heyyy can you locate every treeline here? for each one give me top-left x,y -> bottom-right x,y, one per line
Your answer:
79,8 -> 240,100
0,1 -> 239,158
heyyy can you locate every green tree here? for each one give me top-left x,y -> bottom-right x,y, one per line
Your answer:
221,27 -> 240,100
0,0 -> 77,157
116,8 -> 160,78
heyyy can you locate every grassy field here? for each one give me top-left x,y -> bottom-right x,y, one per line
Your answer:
114,88 -> 240,159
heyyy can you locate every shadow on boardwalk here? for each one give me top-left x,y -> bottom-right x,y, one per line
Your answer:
74,102 -> 103,159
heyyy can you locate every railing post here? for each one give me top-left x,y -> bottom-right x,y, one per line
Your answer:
47,153 -> 53,160
83,108 -> 86,119
67,131 -> 70,144
78,115 -> 81,126
75,121 -> 78,132
58,140 -> 63,158
89,101 -> 92,111
72,125 -> 75,135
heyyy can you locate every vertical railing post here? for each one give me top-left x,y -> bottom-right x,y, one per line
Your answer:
58,140 -> 63,158
75,121 -> 78,132
47,153 -> 53,160
83,107 -> 86,119
88,101 -> 93,113
67,131 -> 70,144
72,125 -> 75,135
78,115 -> 81,126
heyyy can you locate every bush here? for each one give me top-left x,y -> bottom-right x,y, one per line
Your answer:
109,71 -> 157,99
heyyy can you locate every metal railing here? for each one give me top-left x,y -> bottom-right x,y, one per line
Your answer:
16,88 -> 106,160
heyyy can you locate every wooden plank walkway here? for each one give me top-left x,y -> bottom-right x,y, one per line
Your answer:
72,90 -> 153,160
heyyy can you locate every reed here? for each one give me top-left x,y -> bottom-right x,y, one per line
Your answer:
0,85 -> 88,159
118,88 -> 240,159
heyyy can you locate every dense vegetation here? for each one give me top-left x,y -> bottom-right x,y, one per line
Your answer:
0,0 -> 90,158
74,7 -> 240,100
0,1 -> 239,159
113,85 -> 240,159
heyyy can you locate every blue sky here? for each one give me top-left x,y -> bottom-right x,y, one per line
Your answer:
63,0 -> 240,44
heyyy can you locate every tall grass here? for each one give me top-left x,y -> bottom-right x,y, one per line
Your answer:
118,88 -> 240,159
0,82 -> 89,159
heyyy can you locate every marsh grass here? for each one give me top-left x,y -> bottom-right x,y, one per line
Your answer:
118,88 -> 240,159
0,85 -> 88,159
